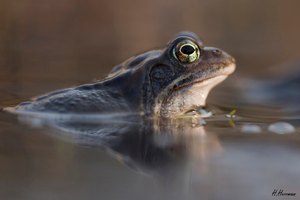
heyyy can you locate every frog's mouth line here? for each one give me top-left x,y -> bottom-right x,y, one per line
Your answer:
173,75 -> 226,91
172,63 -> 235,91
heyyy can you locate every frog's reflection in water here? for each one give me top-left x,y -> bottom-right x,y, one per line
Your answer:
18,114 -> 222,179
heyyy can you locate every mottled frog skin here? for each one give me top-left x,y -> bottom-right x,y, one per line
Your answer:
6,32 -> 236,118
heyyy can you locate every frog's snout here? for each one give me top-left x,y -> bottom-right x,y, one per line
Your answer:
203,46 -> 235,64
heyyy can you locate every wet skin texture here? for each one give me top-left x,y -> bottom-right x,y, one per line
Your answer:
7,32 -> 236,118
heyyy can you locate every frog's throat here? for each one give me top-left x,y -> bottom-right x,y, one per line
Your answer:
154,75 -> 228,117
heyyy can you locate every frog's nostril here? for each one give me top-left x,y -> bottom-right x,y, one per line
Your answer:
212,49 -> 222,56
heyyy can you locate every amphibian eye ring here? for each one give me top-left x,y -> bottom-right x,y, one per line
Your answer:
173,40 -> 200,63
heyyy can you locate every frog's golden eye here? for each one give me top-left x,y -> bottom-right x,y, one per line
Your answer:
173,40 -> 200,63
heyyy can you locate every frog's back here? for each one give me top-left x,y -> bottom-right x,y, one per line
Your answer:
8,83 -> 131,114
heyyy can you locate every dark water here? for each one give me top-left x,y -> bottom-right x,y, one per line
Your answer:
1,80 -> 300,200
1,0 -> 300,200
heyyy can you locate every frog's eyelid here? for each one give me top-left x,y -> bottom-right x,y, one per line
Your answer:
176,31 -> 201,38
167,36 -> 198,47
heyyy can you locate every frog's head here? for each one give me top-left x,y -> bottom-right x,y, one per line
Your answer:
107,32 -> 236,117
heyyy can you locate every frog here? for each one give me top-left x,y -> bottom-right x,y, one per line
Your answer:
5,32 -> 236,118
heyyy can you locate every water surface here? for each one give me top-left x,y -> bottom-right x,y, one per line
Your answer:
1,79 -> 300,200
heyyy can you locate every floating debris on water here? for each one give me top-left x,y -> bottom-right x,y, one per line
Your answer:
241,124 -> 262,134
197,107 -> 213,118
225,109 -> 236,119
268,122 -> 295,134
225,109 -> 237,127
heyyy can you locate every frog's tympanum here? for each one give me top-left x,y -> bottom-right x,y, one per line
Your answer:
7,32 -> 235,118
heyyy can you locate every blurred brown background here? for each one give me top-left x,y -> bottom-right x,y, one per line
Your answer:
1,0 -> 300,102
1,2 -> 300,200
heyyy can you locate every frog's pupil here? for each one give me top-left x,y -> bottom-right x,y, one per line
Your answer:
181,45 -> 195,55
